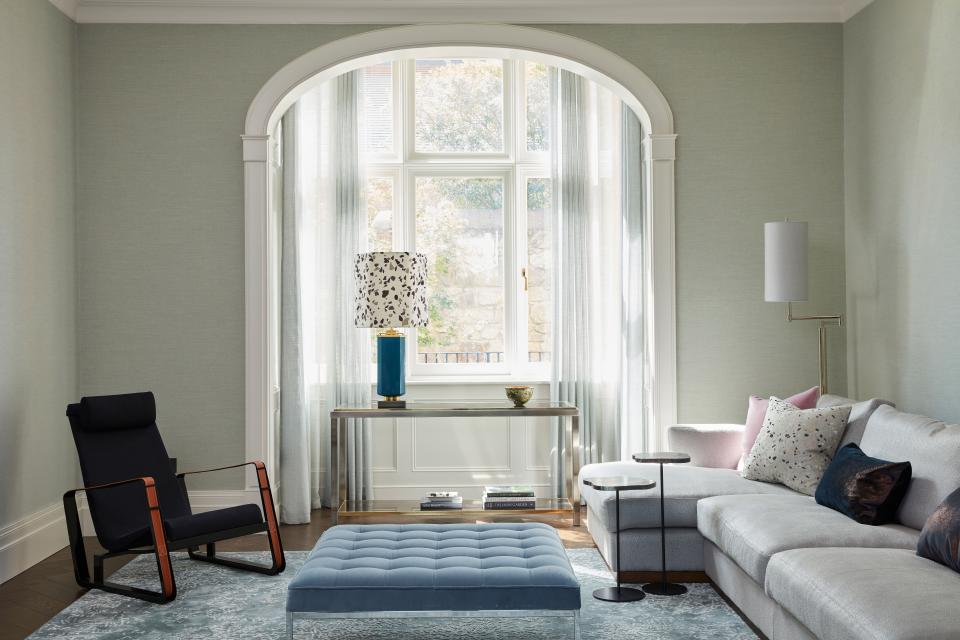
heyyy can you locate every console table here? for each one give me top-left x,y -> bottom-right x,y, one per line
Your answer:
330,401 -> 581,525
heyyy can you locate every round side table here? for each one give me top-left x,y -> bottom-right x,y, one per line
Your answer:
631,452 -> 691,596
582,475 -> 656,602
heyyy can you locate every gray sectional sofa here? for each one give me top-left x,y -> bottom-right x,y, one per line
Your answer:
578,394 -> 960,640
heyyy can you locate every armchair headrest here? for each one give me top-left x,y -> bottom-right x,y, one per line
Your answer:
75,391 -> 157,432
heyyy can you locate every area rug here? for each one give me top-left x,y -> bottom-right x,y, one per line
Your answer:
29,549 -> 756,639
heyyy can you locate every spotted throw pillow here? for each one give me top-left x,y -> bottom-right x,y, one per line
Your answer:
741,397 -> 852,495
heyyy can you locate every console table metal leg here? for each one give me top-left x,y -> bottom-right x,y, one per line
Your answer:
331,417 -> 347,524
572,414 -> 581,526
330,417 -> 339,524
337,418 -> 347,514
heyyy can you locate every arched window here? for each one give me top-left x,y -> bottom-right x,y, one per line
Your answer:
242,26 -> 677,490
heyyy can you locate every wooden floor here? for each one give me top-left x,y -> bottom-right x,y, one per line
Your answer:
0,508 -> 593,640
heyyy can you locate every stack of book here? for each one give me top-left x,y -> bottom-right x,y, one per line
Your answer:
482,485 -> 536,510
420,491 -> 463,511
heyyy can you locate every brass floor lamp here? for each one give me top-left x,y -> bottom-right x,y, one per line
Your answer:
764,221 -> 843,395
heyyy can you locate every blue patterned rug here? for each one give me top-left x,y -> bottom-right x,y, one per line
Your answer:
29,549 -> 756,639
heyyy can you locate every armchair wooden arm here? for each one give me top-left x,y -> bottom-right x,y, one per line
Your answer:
176,460 -> 284,572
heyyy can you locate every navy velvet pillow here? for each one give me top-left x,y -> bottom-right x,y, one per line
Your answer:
814,443 -> 912,525
917,487 -> 960,572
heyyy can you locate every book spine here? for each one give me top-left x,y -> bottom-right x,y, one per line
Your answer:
482,497 -> 537,502
420,504 -> 463,510
483,502 -> 536,510
483,493 -> 535,498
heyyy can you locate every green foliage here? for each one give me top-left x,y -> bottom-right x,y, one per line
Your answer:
415,59 -> 504,153
526,63 -> 551,152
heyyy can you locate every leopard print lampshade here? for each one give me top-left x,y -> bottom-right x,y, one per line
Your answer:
354,252 -> 428,328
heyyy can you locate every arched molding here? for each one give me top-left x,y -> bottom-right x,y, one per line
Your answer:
242,24 -> 677,490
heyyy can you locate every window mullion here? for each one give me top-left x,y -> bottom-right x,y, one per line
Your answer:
515,167 -> 530,376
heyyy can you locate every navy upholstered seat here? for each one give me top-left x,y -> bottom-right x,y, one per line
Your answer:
287,523 -> 581,613
63,391 -> 285,604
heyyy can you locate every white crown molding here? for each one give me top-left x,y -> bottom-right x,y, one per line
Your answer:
48,0 -> 79,21
67,0 -> 864,25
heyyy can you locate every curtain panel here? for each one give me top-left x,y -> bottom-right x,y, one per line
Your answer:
551,70 -> 646,498
278,71 -> 374,524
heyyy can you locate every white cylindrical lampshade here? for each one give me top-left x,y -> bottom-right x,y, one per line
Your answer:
354,252 -> 428,328
764,221 -> 808,302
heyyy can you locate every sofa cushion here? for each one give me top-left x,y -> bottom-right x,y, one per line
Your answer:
859,405 -> 960,529
766,547 -> 959,640
668,424 -> 744,469
814,443 -> 912,525
697,494 -> 919,583
917,486 -> 960,573
580,462 -> 800,533
838,398 -> 892,448
741,399 -> 851,495
741,387 -> 819,468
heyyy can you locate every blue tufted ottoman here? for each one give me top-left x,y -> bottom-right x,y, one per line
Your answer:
286,523 -> 581,638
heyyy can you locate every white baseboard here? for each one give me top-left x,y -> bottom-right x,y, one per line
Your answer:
0,489 -> 261,585
0,502 -> 69,585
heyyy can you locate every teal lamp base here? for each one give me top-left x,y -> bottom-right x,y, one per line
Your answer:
376,330 -> 406,408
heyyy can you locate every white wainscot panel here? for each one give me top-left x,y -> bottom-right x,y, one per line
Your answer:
525,416 -> 552,471
371,419 -> 398,472
412,417 -> 511,471
370,382 -> 554,500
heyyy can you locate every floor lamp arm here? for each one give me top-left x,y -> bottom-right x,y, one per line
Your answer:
786,302 -> 843,395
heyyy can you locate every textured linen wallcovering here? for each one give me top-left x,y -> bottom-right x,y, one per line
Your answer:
551,70 -> 646,497
279,71 -> 374,523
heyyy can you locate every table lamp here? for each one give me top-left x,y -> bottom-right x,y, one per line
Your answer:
764,221 -> 842,394
354,252 -> 428,408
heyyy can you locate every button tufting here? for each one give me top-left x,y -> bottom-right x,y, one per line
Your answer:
288,523 -> 581,614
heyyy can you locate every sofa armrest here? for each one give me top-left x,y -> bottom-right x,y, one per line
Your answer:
667,424 -> 744,469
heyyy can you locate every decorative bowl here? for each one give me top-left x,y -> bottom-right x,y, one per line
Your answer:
506,385 -> 534,407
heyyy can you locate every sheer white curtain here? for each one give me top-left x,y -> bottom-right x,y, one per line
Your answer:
551,70 -> 645,497
279,72 -> 374,524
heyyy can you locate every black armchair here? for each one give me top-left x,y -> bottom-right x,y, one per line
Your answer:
64,391 -> 285,604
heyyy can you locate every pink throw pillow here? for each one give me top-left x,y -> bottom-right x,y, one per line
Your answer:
737,386 -> 819,471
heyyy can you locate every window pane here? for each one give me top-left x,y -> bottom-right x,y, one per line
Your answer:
365,176 -> 393,252
415,176 -> 505,363
365,175 -> 394,365
415,59 -> 504,153
526,62 -> 551,152
527,178 -> 552,362
360,63 -> 393,154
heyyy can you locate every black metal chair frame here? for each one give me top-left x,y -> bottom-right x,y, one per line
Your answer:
63,460 -> 285,604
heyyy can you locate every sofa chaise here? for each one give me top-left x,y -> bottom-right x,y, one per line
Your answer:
578,394 -> 960,640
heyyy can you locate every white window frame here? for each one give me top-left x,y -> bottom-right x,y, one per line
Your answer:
365,59 -> 553,382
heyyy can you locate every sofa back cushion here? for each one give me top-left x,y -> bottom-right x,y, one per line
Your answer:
816,394 -> 857,408
817,395 -> 893,448
859,405 -> 960,530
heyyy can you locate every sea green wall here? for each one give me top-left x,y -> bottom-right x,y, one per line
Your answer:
844,0 -> 960,422
76,23 -> 844,485
0,0 -> 77,526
